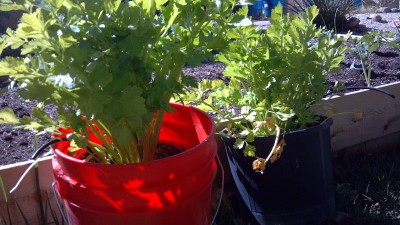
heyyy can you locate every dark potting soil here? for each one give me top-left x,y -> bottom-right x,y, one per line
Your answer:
0,89 -> 186,165
0,88 -> 54,165
327,41 -> 400,89
0,21 -> 399,166
183,41 -> 400,94
154,143 -> 185,160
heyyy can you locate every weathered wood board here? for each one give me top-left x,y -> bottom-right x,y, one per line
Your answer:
0,156 -> 62,225
318,81 -> 400,152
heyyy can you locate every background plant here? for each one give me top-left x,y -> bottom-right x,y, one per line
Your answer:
350,32 -> 382,87
350,31 -> 399,87
0,0 -> 243,164
181,5 -> 347,158
286,0 -> 357,31
388,18 -> 400,52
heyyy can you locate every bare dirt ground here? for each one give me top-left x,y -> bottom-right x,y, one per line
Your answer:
0,13 -> 399,166
350,12 -> 400,34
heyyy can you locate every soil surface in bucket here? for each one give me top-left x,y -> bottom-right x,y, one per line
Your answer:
154,143 -> 185,160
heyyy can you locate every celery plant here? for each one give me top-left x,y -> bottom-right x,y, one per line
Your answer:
0,0 -> 247,163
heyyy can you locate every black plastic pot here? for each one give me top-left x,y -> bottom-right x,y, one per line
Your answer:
222,118 -> 334,225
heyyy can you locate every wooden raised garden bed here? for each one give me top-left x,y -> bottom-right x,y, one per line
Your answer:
319,81 -> 400,154
1,83 -> 399,223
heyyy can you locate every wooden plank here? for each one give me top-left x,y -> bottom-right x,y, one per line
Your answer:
317,81 -> 400,151
0,156 -> 62,224
334,131 -> 400,157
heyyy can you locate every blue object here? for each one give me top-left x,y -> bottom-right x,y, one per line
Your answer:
248,0 -> 264,17
270,0 -> 284,7
264,0 -> 284,16
263,1 -> 270,16
354,0 -> 362,8
248,0 -> 285,18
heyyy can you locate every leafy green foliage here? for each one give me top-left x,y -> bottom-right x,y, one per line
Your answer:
350,31 -> 391,87
287,0 -> 357,31
387,27 -> 400,54
0,0 -> 243,163
0,108 -> 19,124
181,5 -> 347,157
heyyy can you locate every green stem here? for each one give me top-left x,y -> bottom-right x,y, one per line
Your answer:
122,120 -> 140,163
128,134 -> 140,163
264,125 -> 280,163
85,141 -> 110,164
142,110 -> 165,162
358,49 -> 370,87
367,57 -> 372,87
87,121 -> 122,163
191,98 -> 251,133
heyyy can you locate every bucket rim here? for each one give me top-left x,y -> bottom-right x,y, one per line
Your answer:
221,116 -> 333,143
53,103 -> 216,168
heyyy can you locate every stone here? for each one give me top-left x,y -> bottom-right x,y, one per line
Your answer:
393,19 -> 400,28
353,24 -> 369,33
376,7 -> 391,13
391,8 -> 400,13
348,17 -> 361,27
373,14 -> 383,22
344,17 -> 363,32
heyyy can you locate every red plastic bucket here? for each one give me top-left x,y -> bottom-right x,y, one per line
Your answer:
52,103 -> 217,225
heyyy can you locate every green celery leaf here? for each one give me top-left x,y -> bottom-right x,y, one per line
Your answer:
0,108 -> 19,124
0,1 -> 27,11
234,139 -> 245,149
244,145 -> 256,157
31,106 -> 56,127
104,0 -> 121,13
